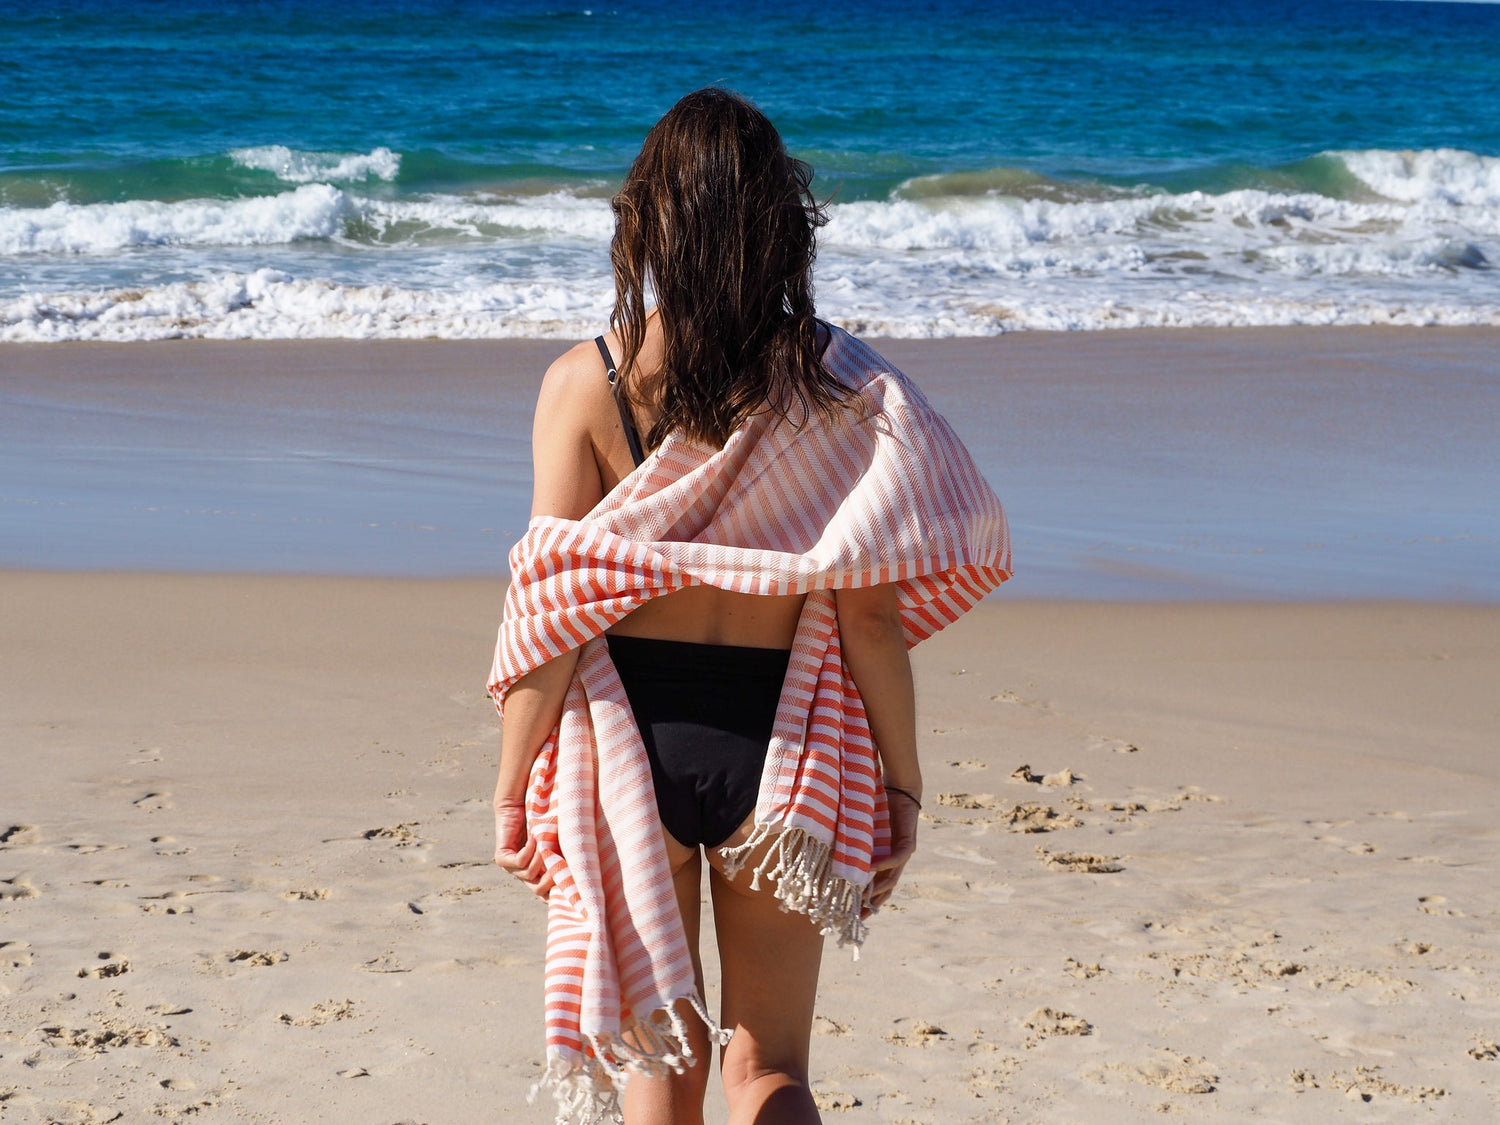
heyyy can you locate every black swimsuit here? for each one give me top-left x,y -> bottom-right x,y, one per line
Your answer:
595,336 -> 789,849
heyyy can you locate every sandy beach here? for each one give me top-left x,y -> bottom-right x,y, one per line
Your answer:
2,574 -> 1497,1123
3,331 -> 1499,1123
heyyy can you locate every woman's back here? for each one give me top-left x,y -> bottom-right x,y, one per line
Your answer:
530,316 -> 808,651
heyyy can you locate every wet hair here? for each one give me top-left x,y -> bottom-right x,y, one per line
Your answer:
609,87 -> 851,450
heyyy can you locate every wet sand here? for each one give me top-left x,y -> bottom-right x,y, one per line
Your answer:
2,573 -> 1497,1122
4,327 -> 1498,598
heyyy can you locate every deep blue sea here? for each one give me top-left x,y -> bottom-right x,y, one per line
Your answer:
3,0 -> 1499,339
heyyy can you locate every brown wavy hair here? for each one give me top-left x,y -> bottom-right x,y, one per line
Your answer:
609,88 -> 851,450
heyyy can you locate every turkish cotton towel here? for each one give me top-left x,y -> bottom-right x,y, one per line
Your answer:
489,327 -> 1010,1124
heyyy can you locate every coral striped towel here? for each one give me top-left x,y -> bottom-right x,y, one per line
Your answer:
488,327 -> 1010,1124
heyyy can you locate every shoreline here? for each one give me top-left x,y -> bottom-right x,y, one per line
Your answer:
2,572 -> 1495,1122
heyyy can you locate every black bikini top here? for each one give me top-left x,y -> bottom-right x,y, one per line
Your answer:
595,336 -> 646,467
595,321 -> 837,469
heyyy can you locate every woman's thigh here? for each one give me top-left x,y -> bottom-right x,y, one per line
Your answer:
707,843 -> 825,1083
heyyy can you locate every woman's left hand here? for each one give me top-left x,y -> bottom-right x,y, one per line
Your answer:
494,798 -> 554,898
865,786 -> 920,916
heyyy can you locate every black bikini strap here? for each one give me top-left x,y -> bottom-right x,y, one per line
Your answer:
595,335 -> 646,467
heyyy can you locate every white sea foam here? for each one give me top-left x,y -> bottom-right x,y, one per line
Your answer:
373,192 -> 616,241
4,268 -> 1496,344
3,147 -> 1496,339
229,145 -> 402,183
1337,148 -> 1500,208
0,270 -> 617,342
0,189 -> 616,255
0,184 -> 349,255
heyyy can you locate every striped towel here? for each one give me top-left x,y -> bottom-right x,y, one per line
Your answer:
489,327 -> 1010,1124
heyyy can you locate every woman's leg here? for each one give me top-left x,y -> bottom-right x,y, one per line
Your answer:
622,838 -> 712,1125
708,850 -> 826,1125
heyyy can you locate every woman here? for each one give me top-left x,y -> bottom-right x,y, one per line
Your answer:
490,89 -> 1009,1125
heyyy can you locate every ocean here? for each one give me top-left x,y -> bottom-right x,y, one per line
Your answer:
3,0 -> 1499,341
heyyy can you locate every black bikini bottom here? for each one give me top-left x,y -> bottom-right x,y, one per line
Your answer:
605,634 -> 791,849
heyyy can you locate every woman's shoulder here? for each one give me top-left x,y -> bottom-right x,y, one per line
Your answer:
534,336 -> 619,427
542,336 -> 609,392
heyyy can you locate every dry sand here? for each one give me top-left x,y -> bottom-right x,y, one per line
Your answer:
3,573 -> 1497,1123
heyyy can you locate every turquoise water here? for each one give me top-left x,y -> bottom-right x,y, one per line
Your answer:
3,0 -> 1499,338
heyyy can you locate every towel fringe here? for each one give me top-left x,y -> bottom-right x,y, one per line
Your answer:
720,825 -> 870,952
532,989 -> 730,1125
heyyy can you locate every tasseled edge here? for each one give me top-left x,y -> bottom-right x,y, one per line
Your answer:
718,825 -> 871,953
530,991 -> 733,1125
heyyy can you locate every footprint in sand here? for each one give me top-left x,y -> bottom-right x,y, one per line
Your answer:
358,954 -> 410,974
1468,1041 -> 1499,1062
1173,787 -> 1221,804
40,1019 -> 178,1051
1010,764 -> 1077,787
991,690 -> 1056,714
140,890 -> 193,915
936,792 -> 1001,810
224,950 -> 288,968
152,835 -> 192,857
354,823 -> 423,847
1003,802 -> 1083,834
812,1015 -> 850,1037
1085,735 -> 1140,754
1106,1050 -> 1217,1094
1022,1007 -> 1091,1045
281,888 -> 331,901
966,1055 -> 1023,1096
128,747 -> 163,765
436,885 -> 486,900
1,940 -> 34,968
1331,1065 -> 1446,1104
883,1020 -> 949,1047
76,954 -> 129,979
0,876 -> 40,901
1064,958 -> 1107,979
278,999 -> 354,1027
133,791 -> 173,813
947,759 -> 988,772
0,825 -> 39,846
1418,895 -> 1463,917
1037,847 -> 1123,874
64,843 -> 126,854
810,1088 -> 862,1111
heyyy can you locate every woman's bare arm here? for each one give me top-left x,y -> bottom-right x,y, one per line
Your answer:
493,346 -> 609,893
835,582 -> 920,913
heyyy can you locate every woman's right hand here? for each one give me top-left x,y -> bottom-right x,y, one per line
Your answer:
494,799 -> 554,899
